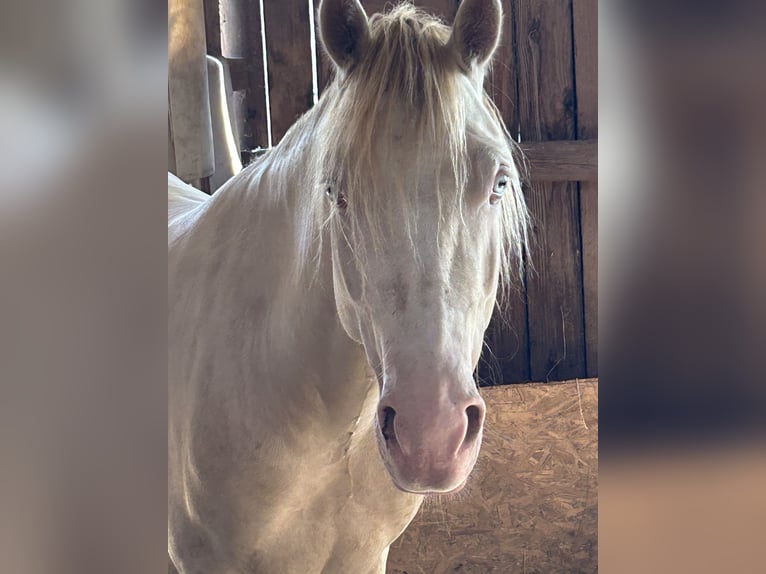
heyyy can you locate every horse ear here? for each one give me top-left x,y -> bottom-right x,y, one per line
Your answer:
319,0 -> 370,70
449,0 -> 502,70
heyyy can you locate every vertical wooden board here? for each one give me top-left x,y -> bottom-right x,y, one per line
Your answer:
314,24 -> 334,97
573,0 -> 597,140
203,0 -> 222,57
515,0 -> 585,381
228,1 -> 268,155
220,0 -> 248,58
579,182 -> 597,376
229,88 -> 248,150
361,1 -> 394,16
479,285 -> 530,385
315,52 -> 333,98
525,182 -> 585,381
263,0 -> 314,144
573,0 -> 598,377
316,51 -> 333,97
487,0 -> 519,134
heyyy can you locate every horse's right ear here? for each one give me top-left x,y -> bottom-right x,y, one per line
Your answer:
319,0 -> 370,71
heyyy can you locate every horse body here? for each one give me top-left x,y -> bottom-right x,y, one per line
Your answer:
169,1 -> 527,572
168,145 -> 420,573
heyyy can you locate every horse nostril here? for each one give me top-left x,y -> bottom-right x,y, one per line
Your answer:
380,406 -> 396,442
464,404 -> 483,444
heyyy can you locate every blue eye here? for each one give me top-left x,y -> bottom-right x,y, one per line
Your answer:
490,174 -> 508,205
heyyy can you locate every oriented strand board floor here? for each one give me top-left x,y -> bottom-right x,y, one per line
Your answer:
386,379 -> 598,574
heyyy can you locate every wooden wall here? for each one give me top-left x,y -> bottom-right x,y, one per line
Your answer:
197,0 -> 598,383
480,0 -> 597,385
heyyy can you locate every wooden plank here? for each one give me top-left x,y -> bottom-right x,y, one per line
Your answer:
478,287 -> 530,385
263,0 -> 315,144
487,0 -> 519,135
314,0 -> 334,97
515,0 -> 586,381
203,0 -> 247,155
226,1 -> 268,157
203,0 -> 222,57
361,1 -> 393,18
520,139 -> 597,181
573,0 -> 598,378
579,180 -> 597,374
388,379 -> 598,573
228,88 -> 248,153
220,0 -> 248,58
573,0 -> 597,140
315,52 -> 333,99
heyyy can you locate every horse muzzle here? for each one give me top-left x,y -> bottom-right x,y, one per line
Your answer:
374,391 -> 486,494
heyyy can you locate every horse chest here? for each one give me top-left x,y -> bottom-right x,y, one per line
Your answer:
223,428 -> 422,573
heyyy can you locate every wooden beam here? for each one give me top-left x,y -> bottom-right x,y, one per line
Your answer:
519,140 -> 597,182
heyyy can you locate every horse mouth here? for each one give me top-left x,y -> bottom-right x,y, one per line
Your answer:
393,477 -> 468,496
379,445 -> 475,495
374,419 -> 481,495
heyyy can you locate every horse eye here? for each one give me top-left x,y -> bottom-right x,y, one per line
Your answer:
490,174 -> 508,205
325,185 -> 347,210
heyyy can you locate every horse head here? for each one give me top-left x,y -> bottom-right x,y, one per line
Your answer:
317,0 -> 527,495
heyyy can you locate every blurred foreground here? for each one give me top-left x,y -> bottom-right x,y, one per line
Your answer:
0,1 -> 166,573
600,0 -> 765,572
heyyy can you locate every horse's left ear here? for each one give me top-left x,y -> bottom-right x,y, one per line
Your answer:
449,0 -> 502,71
319,0 -> 370,71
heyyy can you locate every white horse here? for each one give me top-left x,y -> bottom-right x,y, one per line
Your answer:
168,1 -> 528,572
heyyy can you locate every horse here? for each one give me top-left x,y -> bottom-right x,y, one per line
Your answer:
168,1 -> 528,572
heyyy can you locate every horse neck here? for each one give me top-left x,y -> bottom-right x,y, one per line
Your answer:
200,105 -> 376,436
